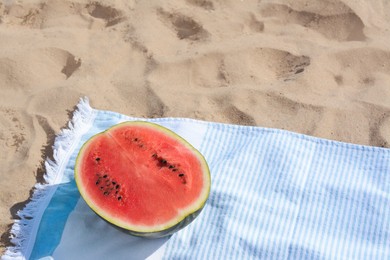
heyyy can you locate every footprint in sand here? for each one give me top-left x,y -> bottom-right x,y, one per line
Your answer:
158,9 -> 209,41
85,2 -> 124,27
259,2 -> 365,41
61,53 -> 82,79
275,52 -> 310,81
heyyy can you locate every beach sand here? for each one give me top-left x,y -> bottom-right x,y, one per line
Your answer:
1,0 -> 390,253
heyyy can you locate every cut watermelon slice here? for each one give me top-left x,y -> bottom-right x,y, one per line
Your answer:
74,121 -> 211,238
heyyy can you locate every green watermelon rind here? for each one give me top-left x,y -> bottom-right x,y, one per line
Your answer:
112,205 -> 205,239
75,121 -> 211,238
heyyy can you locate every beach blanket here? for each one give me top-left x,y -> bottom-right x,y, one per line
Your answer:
3,98 -> 390,260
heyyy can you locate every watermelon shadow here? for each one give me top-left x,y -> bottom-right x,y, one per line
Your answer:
53,194 -> 171,259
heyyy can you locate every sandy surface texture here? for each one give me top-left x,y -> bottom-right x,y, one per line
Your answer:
1,0 -> 390,253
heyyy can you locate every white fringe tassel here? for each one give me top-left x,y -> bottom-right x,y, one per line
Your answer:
3,97 -> 95,259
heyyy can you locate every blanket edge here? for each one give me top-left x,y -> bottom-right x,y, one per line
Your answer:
3,97 -> 96,260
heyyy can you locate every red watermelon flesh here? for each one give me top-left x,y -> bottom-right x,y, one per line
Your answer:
75,121 -> 211,237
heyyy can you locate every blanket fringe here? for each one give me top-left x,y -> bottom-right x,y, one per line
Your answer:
3,97 -> 95,259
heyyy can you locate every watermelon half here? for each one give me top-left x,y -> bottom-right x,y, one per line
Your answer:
74,121 -> 211,238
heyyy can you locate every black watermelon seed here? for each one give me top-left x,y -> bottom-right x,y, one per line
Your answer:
112,181 -> 116,185
179,173 -> 184,177
116,184 -> 120,189
103,174 -> 107,178
95,157 -> 100,162
117,196 -> 122,201
95,180 -> 100,185
160,159 -> 167,164
103,191 -> 109,196
172,169 -> 178,172
100,186 -> 104,190
169,165 -> 174,169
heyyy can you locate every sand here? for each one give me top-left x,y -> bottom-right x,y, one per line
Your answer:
1,0 -> 390,252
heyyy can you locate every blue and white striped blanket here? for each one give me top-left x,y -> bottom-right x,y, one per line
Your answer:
4,98 -> 390,259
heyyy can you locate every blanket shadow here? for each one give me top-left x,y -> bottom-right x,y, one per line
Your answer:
0,140 -> 54,252
1,105 -> 78,252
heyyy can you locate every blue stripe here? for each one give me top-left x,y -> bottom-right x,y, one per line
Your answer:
375,150 -> 389,260
367,150 -> 380,260
257,132 -> 295,258
332,144 -> 359,258
382,153 -> 390,259
286,139 -> 313,258
279,135 -> 306,258
350,149 -> 371,259
231,129 -> 275,259
317,144 -> 344,259
296,139 -> 332,259
252,131 -> 288,258
282,135 -> 313,258
222,128 -> 268,259
236,130 -> 273,260
362,150 -> 389,259
316,140 -> 337,258
207,128 -> 244,259
200,125 -> 249,259
198,123 -> 229,258
282,137 -> 315,259
263,132 -> 295,257
29,181 -> 80,259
